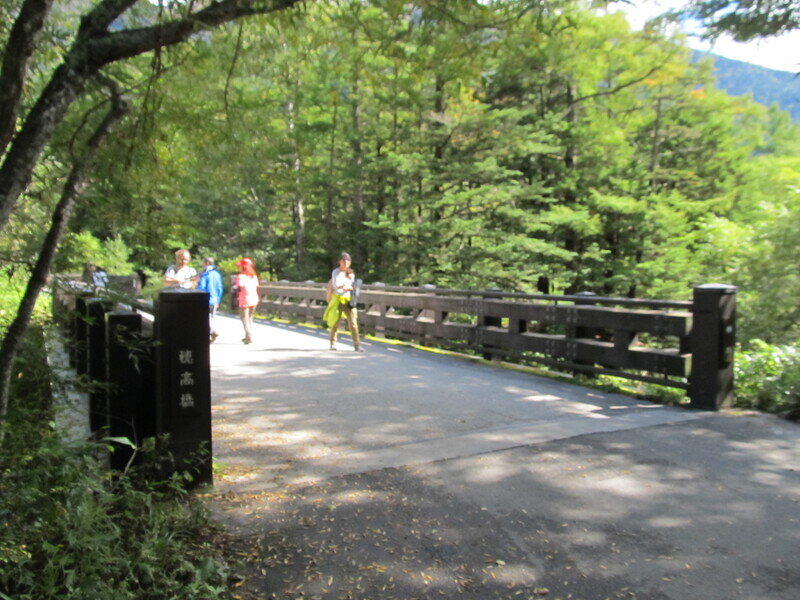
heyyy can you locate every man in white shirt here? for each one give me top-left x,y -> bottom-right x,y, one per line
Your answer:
162,249 -> 197,288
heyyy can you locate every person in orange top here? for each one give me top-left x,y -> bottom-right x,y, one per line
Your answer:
232,257 -> 260,344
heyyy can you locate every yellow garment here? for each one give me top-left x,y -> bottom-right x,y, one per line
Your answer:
323,294 -> 349,327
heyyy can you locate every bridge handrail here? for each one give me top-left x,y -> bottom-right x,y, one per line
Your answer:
260,280 -> 735,410
268,280 -> 693,310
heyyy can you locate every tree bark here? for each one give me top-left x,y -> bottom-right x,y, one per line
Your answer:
326,93 -> 339,260
0,78 -> 128,444
0,0 -> 304,236
0,0 -> 55,155
288,92 -> 306,271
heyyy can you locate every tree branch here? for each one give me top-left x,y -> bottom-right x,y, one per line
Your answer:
224,22 -> 246,124
77,0 -> 140,37
0,0 -> 55,156
572,63 -> 666,106
87,0 -> 305,67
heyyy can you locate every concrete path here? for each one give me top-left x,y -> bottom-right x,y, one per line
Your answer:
209,315 -> 800,600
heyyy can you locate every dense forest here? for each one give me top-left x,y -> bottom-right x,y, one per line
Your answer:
4,1 -> 799,344
1,2 -> 799,598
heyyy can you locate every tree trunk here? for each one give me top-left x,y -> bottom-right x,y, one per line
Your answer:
650,96 -> 663,191
287,93 -> 306,271
326,94 -> 339,261
0,62 -> 96,232
0,78 -> 127,444
351,86 -> 365,229
0,0 -> 54,155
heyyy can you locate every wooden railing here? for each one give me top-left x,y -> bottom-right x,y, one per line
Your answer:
259,281 -> 736,410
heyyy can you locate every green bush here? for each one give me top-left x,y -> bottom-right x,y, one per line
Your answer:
0,432 -> 230,600
735,339 -> 800,419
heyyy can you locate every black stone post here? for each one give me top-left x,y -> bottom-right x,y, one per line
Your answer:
689,284 -> 737,410
154,288 -> 212,487
72,295 -> 91,372
106,311 -> 144,471
86,298 -> 114,434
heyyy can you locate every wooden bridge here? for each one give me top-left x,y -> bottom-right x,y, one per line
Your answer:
52,280 -> 800,600
54,280 -> 736,487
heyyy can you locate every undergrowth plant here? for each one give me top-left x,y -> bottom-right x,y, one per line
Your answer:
0,432 -> 230,599
0,309 -> 231,600
734,340 -> 800,419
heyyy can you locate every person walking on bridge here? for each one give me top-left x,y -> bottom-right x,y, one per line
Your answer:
163,248 -> 197,288
323,252 -> 362,352
232,257 -> 260,345
197,257 -> 224,343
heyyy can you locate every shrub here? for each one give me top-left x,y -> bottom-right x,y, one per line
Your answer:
0,319 -> 230,600
735,339 -> 800,419
0,432 -> 230,600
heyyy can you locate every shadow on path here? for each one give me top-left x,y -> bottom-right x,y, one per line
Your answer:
208,317 -> 800,600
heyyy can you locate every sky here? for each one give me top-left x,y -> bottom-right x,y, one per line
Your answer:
607,0 -> 800,73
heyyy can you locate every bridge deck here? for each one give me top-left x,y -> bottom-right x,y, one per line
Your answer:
209,316 -> 800,600
210,315 -> 703,493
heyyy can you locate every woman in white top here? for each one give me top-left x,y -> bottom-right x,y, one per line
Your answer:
326,252 -> 362,351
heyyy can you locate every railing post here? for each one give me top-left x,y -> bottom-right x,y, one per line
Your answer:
480,287 -> 503,360
689,284 -> 737,410
419,284 -> 436,345
569,291 -> 598,376
371,282 -> 386,337
86,298 -> 114,435
106,311 -> 145,471
154,288 -> 212,487
303,280 -> 316,323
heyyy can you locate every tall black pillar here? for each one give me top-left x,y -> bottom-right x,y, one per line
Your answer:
689,284 -> 737,410
106,311 -> 144,471
86,298 -> 114,434
154,288 -> 212,487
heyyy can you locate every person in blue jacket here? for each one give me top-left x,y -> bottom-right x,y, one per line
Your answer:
197,256 -> 225,342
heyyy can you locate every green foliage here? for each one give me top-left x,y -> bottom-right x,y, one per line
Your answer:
0,434 -> 230,600
53,231 -> 134,275
734,340 -> 800,418
686,0 -> 800,41
22,0 -> 790,323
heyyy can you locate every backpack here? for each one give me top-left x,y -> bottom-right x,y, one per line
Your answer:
349,278 -> 362,308
229,284 -> 240,310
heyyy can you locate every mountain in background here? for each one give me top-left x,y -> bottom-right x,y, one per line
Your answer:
694,51 -> 800,121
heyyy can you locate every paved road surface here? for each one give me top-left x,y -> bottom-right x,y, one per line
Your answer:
209,315 -> 800,600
